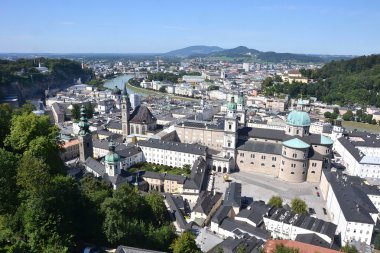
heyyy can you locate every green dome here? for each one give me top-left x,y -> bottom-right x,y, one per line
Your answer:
282,138 -> 310,149
105,140 -> 120,164
78,105 -> 91,136
287,110 -> 311,127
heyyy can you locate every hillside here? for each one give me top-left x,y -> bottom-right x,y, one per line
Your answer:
294,54 -> 380,106
163,45 -> 223,57
0,58 -> 92,101
168,45 -> 334,63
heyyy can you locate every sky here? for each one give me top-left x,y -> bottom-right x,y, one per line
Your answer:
0,0 -> 379,55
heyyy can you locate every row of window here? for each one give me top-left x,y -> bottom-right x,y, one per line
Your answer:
239,153 -> 276,161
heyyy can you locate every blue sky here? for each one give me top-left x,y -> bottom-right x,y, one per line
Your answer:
0,0 -> 379,55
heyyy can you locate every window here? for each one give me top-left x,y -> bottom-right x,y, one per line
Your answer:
240,153 -> 244,157
282,160 -> 285,165
303,163 -> 306,168
296,130 -> 299,134
291,172 -> 295,174
251,154 -> 255,158
261,155 -> 266,160
291,164 -> 296,168
272,165 -> 275,167
292,153 -> 297,158
261,163 -> 265,166
272,157 -> 276,161
250,162 -> 254,164
240,160 -> 243,163
311,171 -> 315,174
283,151 -> 287,155
229,124 -> 232,130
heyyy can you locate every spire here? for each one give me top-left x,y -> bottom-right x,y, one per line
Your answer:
78,105 -> 90,136
105,138 -> 120,164
108,139 -> 116,152
122,83 -> 128,99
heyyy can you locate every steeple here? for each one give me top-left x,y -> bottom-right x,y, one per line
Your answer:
78,105 -> 93,162
227,96 -> 237,118
104,139 -> 121,176
78,105 -> 91,136
121,84 -> 130,140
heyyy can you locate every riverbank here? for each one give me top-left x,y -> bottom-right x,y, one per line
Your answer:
125,82 -> 199,102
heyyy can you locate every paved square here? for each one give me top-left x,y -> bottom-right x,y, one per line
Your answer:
213,170 -> 329,221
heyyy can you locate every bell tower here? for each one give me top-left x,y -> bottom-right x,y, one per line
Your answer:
121,84 -> 130,141
78,105 -> 93,162
223,96 -> 238,160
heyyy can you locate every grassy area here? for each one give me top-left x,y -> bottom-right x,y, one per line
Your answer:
342,121 -> 380,133
129,162 -> 191,177
125,82 -> 199,102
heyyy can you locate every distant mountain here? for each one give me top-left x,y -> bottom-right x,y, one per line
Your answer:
209,46 -> 259,57
163,45 -> 224,57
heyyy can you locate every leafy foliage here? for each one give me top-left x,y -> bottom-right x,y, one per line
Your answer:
170,231 -> 201,253
291,198 -> 308,214
341,244 -> 359,253
274,244 -> 300,253
268,196 -> 283,208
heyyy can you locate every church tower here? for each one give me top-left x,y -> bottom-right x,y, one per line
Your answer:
104,140 -> 121,177
236,91 -> 247,126
78,105 -> 93,162
121,84 -> 130,141
223,96 -> 238,160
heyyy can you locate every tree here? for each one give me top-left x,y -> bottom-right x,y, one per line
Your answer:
170,231 -> 201,253
0,103 -> 13,146
85,102 -> 94,119
145,192 -> 170,226
261,77 -> 274,91
159,86 -> 167,93
372,119 -> 377,125
13,102 -> 36,115
333,107 -> 340,115
268,196 -> 283,208
274,244 -> 300,253
208,85 -> 220,91
324,111 -> 332,119
71,104 -> 80,121
374,234 -> 380,250
101,184 -> 146,245
16,155 -> 52,197
24,136 -> 64,174
341,244 -> 359,253
236,244 -> 246,253
291,198 -> 307,214
0,148 -> 19,214
342,110 -> 353,121
5,113 -> 59,153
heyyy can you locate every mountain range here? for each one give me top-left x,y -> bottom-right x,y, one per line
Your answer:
163,45 -> 353,63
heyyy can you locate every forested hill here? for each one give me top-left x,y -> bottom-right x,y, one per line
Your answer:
0,58 -> 92,100
299,54 -> 380,106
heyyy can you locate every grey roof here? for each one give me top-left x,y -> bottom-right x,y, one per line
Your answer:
165,193 -> 187,230
224,182 -> 242,208
106,121 -> 122,130
266,207 -> 337,239
177,119 -> 225,130
115,245 -> 166,253
163,173 -> 186,184
237,140 -> 282,155
85,157 -> 105,175
295,233 -> 332,249
184,157 -> 209,190
236,201 -> 273,226
214,236 -> 264,253
238,127 -> 333,147
117,146 -> 142,158
219,218 -> 271,241
138,138 -> 207,156
192,191 -> 223,216
238,127 -> 285,141
129,105 -> 157,124
211,205 -> 233,224
141,171 -> 163,180
324,170 -> 379,224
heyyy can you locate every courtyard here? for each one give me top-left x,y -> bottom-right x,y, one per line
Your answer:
212,170 -> 330,221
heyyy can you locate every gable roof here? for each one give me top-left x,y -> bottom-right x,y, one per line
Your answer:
129,105 -> 157,124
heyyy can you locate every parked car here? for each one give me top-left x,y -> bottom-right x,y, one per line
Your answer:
308,208 -> 316,214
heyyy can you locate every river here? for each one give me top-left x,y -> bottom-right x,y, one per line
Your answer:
103,74 -> 138,95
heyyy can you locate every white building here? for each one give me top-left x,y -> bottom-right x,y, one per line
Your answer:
129,93 -> 141,109
243,63 -> 250,72
138,138 -> 207,168
263,207 -> 337,245
320,170 -> 379,246
334,133 -> 380,180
